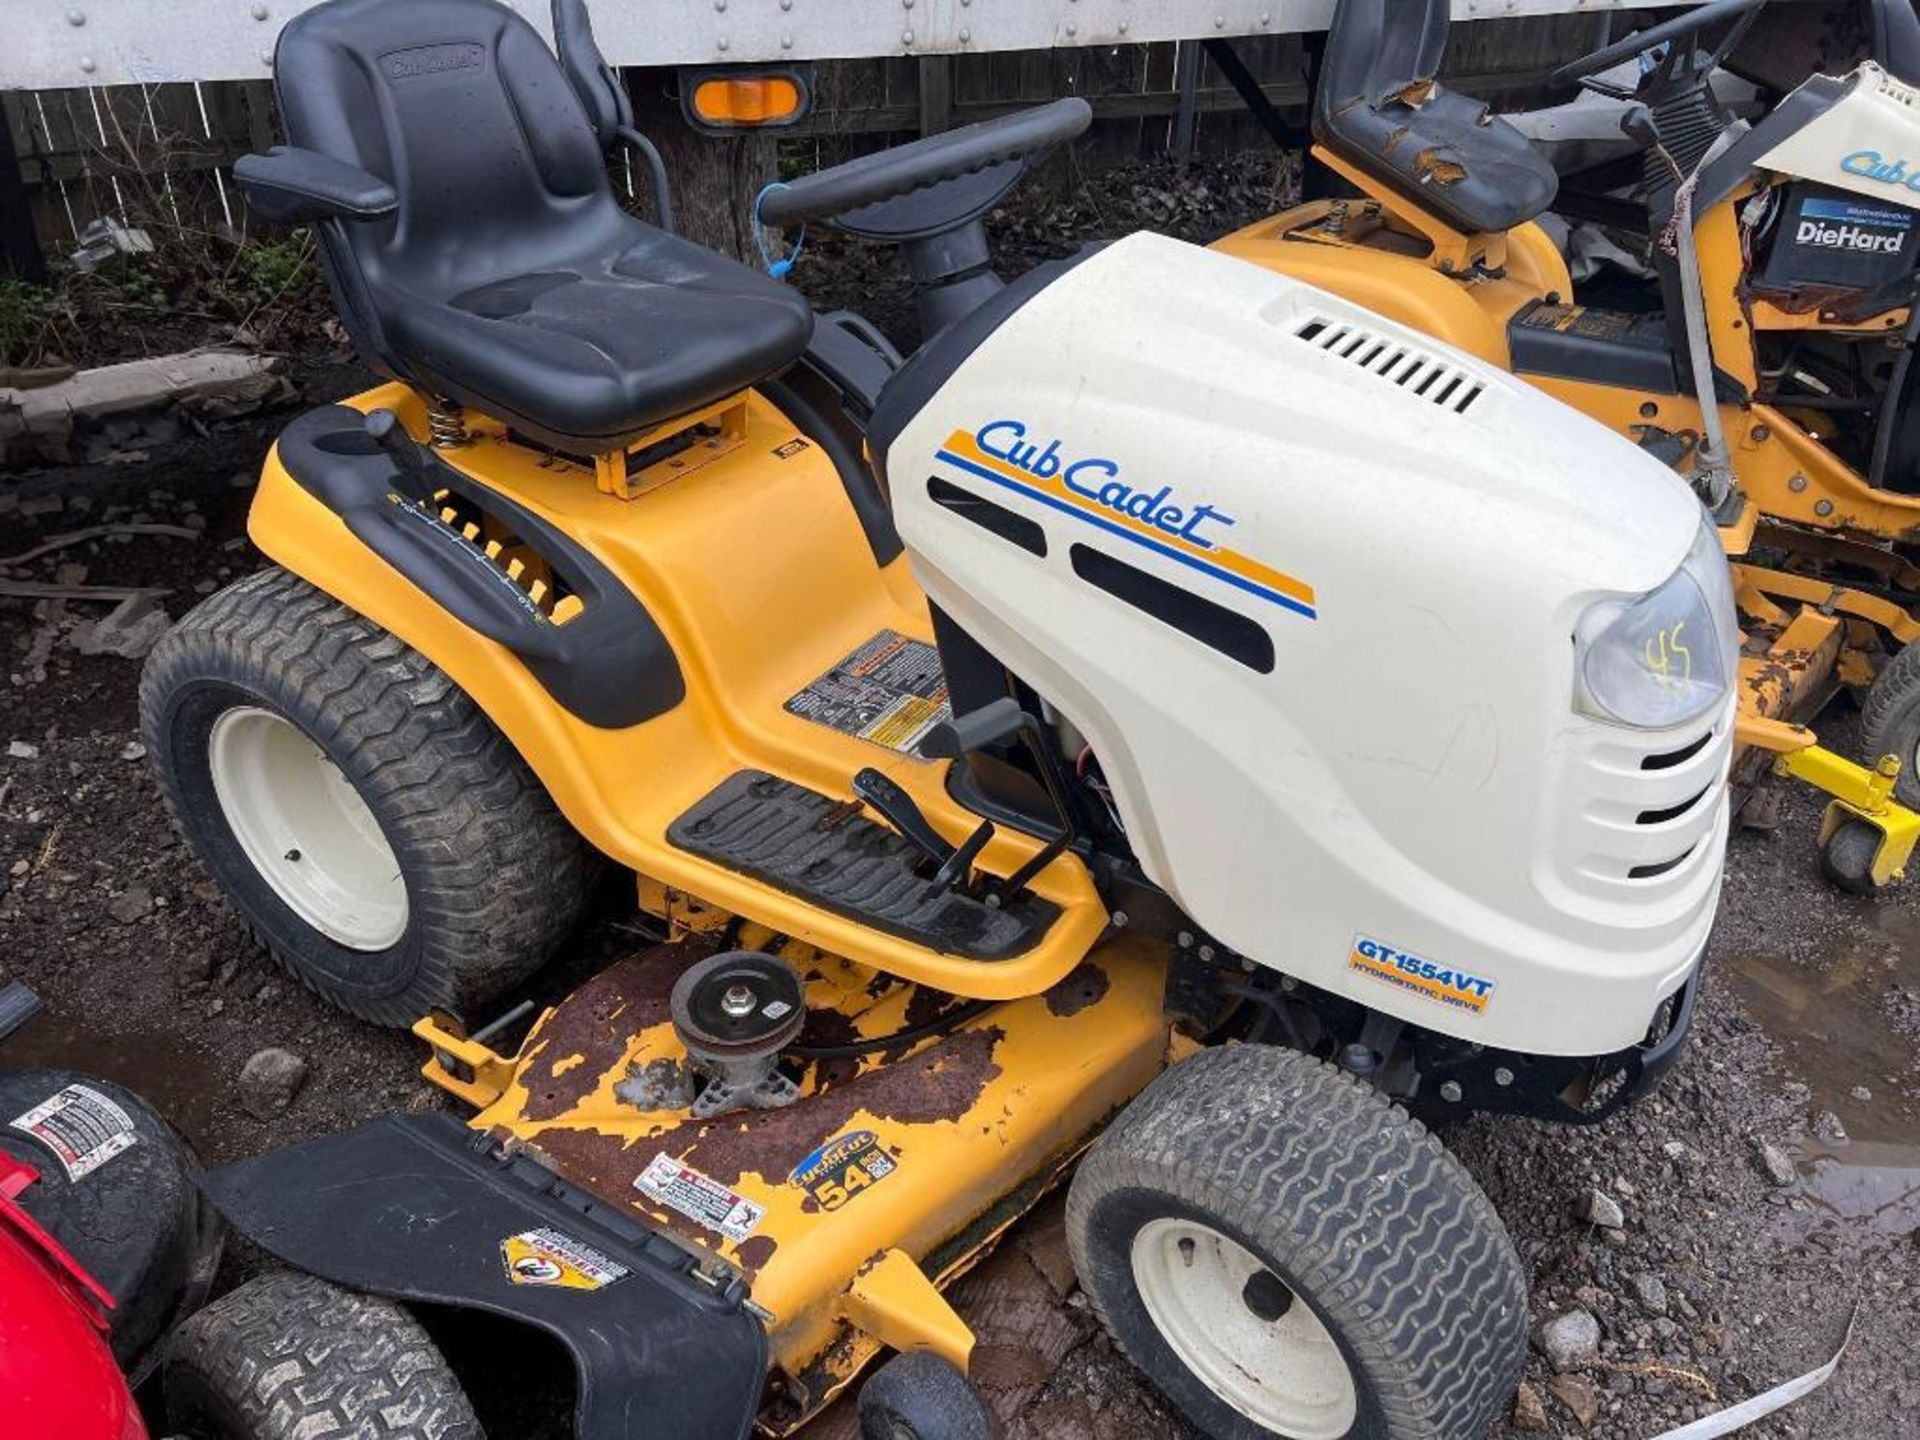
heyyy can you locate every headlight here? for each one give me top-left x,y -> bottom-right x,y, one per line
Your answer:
1573,518 -> 1737,730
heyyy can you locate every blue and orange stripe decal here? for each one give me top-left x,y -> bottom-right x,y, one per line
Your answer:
932,428 -> 1318,621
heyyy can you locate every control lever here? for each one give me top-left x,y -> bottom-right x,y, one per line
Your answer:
363,408 -> 440,506
852,767 -> 993,896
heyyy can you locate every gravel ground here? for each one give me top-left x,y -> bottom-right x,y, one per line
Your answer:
2,156 -> 1916,1440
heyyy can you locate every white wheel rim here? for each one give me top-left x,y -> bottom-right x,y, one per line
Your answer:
1131,1217 -> 1358,1438
208,707 -> 408,951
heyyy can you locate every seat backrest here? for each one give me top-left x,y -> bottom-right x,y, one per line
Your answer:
274,0 -> 626,378
1313,0 -> 1449,126
1871,0 -> 1920,86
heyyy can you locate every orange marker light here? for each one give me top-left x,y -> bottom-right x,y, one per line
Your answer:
690,75 -> 805,127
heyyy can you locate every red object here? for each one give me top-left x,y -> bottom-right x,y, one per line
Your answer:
0,1153 -> 146,1440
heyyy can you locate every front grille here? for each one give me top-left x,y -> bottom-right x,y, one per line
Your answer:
1556,710 -> 1732,900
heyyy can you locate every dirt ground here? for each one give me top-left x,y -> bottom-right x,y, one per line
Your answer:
3,157 -> 1917,1440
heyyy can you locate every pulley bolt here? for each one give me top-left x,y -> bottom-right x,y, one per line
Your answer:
721,984 -> 756,1018
1493,1066 -> 1515,1087
1788,474 -> 1808,492
1815,499 -> 1834,516
1439,1080 -> 1463,1103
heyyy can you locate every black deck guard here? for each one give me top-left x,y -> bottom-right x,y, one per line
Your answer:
198,1113 -> 766,1440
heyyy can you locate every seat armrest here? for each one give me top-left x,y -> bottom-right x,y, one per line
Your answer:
233,146 -> 398,225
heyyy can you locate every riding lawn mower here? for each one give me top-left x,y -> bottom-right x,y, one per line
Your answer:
135,1 -> 1738,1436
1209,0 -> 1920,893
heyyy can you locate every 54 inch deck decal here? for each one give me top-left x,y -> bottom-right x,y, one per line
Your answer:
1348,935 -> 1495,1015
790,1129 -> 897,1211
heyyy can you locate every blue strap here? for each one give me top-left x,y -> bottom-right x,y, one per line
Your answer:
753,180 -> 806,280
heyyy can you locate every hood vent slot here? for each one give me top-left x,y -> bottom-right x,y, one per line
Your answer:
1294,317 -> 1484,416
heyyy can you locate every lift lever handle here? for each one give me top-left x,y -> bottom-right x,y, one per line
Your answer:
363,408 -> 439,506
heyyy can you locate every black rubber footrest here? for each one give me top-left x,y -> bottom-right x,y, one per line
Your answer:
668,771 -> 1060,961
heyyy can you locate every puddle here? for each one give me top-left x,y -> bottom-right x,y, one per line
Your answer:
1793,1140 -> 1920,1235
0,1001 -> 221,1150
1722,905 -> 1920,1235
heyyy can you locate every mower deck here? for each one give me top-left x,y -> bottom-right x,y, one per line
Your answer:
414,935 -> 1173,1428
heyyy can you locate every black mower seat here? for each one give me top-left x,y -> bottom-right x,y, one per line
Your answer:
266,0 -> 811,454
1312,0 -> 1558,236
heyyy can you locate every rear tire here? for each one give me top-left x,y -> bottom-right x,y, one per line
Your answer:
1067,1045 -> 1526,1440
140,567 -> 593,1026
165,1271 -> 481,1440
1861,640 -> 1920,808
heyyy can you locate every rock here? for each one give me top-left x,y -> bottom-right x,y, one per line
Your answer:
238,1047 -> 308,1120
1629,1272 -> 1669,1315
1549,1374 -> 1601,1428
1812,1110 -> 1849,1144
1534,1308 -> 1602,1373
1850,1085 -> 1873,1103
6,740 -> 40,760
1512,1381 -> 1550,1432
118,740 -> 146,762
106,885 -> 153,924
73,596 -> 172,660
1652,1317 -> 1679,1344
1754,1140 -> 1797,1187
1577,1187 -> 1626,1230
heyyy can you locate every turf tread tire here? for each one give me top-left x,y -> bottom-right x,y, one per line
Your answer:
1066,1044 -> 1526,1440
164,1271 -> 482,1440
140,567 -> 593,1026
1861,639 -> 1920,808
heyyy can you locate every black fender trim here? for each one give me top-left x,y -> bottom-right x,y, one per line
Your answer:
197,1113 -> 766,1440
275,404 -> 685,729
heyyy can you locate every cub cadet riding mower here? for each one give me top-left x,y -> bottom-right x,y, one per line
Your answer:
140,2 -> 1734,1437
1209,0 -> 1920,892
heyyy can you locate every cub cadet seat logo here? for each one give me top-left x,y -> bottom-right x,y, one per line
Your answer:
1348,935 -> 1496,1015
932,419 -> 1318,620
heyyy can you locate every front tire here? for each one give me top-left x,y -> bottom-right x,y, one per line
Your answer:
164,1271 -> 481,1440
1066,1046 -> 1526,1440
140,568 -> 593,1026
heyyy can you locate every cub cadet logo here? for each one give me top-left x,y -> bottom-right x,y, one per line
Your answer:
931,420 -> 1318,620
976,420 -> 1237,549
1840,149 -> 1920,195
1348,935 -> 1496,1015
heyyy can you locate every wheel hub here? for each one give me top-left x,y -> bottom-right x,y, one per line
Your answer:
1130,1217 -> 1358,1438
207,706 -> 408,951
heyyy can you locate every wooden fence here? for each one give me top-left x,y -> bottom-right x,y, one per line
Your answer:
2,15 -> 1602,278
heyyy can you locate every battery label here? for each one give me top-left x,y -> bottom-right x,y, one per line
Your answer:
635,1154 -> 765,1242
10,1084 -> 139,1181
786,630 -> 952,756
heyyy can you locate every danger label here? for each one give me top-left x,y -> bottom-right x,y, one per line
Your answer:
500,1226 -> 629,1291
786,630 -> 951,756
635,1154 -> 765,1242
10,1084 -> 139,1181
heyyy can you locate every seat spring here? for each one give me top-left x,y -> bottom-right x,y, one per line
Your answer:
427,396 -> 472,449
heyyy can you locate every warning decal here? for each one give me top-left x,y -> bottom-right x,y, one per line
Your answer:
786,630 -> 951,756
500,1227 -> 630,1291
10,1084 -> 139,1181
635,1154 -> 765,1242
